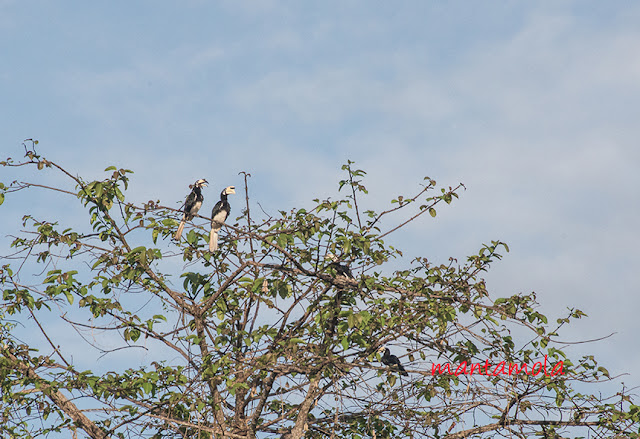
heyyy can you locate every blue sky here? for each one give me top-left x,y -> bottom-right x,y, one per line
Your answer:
2,1 -> 640,391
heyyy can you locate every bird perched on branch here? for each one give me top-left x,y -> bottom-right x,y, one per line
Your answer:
209,186 -> 235,251
174,179 -> 208,241
378,346 -> 408,376
326,253 -> 354,279
322,253 -> 353,339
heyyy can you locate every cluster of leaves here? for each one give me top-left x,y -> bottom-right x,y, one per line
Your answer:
1,145 -> 639,439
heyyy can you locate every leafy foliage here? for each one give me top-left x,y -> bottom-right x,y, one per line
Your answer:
1,142 -> 638,438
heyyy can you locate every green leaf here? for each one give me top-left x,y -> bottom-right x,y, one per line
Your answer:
142,382 -> 152,394
429,208 -> 436,218
597,366 -> 610,378
115,187 -> 125,202
129,328 -> 141,342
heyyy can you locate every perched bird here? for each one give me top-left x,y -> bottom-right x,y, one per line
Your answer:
378,346 -> 408,376
326,253 -> 354,279
209,186 -> 235,251
321,253 -> 353,339
175,179 -> 208,241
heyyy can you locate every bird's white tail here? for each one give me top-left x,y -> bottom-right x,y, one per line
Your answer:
175,220 -> 185,240
209,229 -> 219,252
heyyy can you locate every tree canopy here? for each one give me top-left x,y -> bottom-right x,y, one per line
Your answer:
1,141 -> 639,439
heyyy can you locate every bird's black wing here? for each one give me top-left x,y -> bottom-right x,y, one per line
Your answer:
395,360 -> 408,376
183,191 -> 198,219
211,200 -> 228,225
330,262 -> 354,279
382,349 -> 408,376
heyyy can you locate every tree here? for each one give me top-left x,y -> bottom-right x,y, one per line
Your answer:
1,140 -> 638,439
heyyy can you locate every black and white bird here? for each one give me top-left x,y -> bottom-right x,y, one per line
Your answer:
174,179 -> 208,241
326,253 -> 355,279
378,346 -> 408,376
209,186 -> 235,251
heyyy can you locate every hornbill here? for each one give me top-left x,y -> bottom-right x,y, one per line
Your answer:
209,186 -> 235,251
323,253 -> 355,340
174,179 -> 208,241
326,253 -> 354,279
378,346 -> 408,376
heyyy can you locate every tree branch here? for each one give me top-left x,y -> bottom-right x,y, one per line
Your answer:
3,346 -> 108,439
